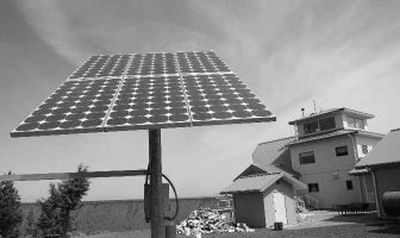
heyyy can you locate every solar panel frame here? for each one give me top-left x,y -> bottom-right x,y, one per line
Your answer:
11,51 -> 276,137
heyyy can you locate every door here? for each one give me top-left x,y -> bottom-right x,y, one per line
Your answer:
364,175 -> 375,203
273,191 -> 288,224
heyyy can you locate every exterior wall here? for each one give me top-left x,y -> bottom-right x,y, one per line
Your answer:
233,192 -> 265,228
355,135 -> 381,160
289,135 -> 362,208
20,197 -> 218,233
262,180 -> 297,227
373,167 -> 400,219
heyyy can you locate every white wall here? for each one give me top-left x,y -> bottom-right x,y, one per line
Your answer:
355,135 -> 381,159
289,135 -> 362,208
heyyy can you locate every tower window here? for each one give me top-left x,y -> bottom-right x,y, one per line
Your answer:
304,121 -> 318,134
319,117 -> 336,131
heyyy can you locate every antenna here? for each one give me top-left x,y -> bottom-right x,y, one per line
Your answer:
313,100 -> 317,113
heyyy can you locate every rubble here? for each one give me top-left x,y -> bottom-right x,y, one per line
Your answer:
176,207 -> 255,236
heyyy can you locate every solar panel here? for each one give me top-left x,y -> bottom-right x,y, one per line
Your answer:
183,74 -> 271,126
11,51 -> 275,137
176,51 -> 231,74
104,76 -> 191,131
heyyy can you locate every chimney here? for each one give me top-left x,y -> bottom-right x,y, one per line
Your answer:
301,108 -> 305,117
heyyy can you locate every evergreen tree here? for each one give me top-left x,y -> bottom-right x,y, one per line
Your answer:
0,172 -> 22,238
36,164 -> 90,238
25,207 -> 37,237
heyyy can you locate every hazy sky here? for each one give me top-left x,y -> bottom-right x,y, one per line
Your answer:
1,0 -> 399,202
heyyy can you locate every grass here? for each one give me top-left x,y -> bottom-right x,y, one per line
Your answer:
76,222 -> 400,238
72,211 -> 400,238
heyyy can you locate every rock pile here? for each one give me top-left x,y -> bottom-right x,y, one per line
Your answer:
176,207 -> 254,236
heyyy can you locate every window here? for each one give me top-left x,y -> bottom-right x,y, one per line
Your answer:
355,119 -> 364,129
346,180 -> 353,190
335,146 -> 348,156
299,151 -> 315,164
303,117 -> 337,135
347,116 -> 355,128
319,117 -> 336,131
308,183 -> 319,193
362,145 -> 369,154
304,121 -> 318,134
347,116 -> 365,129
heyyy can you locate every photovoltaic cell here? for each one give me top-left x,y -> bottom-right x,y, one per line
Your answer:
183,74 -> 271,126
177,51 -> 230,74
11,51 -> 275,137
104,76 -> 191,131
125,53 -> 178,76
12,79 -> 121,136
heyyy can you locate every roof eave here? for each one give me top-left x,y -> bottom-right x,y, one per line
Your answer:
357,161 -> 400,170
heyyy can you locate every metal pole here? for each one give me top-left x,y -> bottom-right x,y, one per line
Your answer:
149,129 -> 165,238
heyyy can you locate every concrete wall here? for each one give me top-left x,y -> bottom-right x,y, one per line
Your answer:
262,180 -> 297,227
289,135 -> 362,208
373,167 -> 400,219
233,192 -> 265,228
20,197 -> 218,234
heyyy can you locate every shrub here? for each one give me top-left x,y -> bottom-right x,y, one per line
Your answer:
25,207 -> 37,237
37,164 -> 90,238
0,172 -> 22,238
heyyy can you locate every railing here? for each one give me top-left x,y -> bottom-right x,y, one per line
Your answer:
294,195 -> 306,212
303,195 -> 320,210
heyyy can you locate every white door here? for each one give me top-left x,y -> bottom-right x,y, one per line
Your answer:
273,191 -> 288,224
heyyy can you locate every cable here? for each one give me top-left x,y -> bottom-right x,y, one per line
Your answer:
145,161 -> 179,221
162,173 -> 179,221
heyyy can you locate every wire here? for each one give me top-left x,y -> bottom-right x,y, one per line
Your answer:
162,173 -> 179,221
146,161 -> 179,221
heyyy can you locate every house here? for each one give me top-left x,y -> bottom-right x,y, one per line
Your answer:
221,164 -> 307,228
229,107 -> 383,211
352,128 -> 400,219
285,107 -> 384,208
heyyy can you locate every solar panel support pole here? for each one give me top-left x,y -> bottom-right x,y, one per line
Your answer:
149,129 -> 165,238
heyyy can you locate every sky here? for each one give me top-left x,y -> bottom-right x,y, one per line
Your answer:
0,0 -> 399,202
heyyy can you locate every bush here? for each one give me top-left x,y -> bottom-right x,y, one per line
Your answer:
37,164 -> 90,238
25,207 -> 37,237
0,172 -> 22,238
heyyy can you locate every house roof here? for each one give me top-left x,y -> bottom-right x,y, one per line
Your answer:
220,173 -> 283,194
287,129 -> 355,145
287,129 -> 384,146
252,136 -> 295,164
221,164 -> 307,194
356,128 -> 400,168
288,107 -> 375,125
252,136 -> 300,176
349,168 -> 370,176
